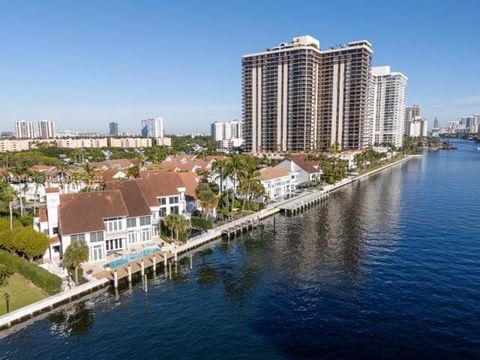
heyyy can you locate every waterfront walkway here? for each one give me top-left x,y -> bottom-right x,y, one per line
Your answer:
0,154 -> 419,331
0,278 -> 109,330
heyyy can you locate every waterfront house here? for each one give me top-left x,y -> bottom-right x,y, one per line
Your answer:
34,171 -> 188,264
257,167 -> 293,201
274,153 -> 322,187
177,172 -> 201,213
135,171 -> 187,234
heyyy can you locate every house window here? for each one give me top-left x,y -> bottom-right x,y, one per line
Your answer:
71,233 -> 86,243
169,196 -> 179,204
141,228 -> 151,242
159,208 -> 167,217
127,218 -> 136,228
170,206 -> 179,215
89,231 -> 104,243
140,216 -> 151,226
90,245 -> 104,261
106,238 -> 123,251
160,198 -> 167,205
128,230 -> 136,244
105,218 -> 123,232
53,227 -> 58,234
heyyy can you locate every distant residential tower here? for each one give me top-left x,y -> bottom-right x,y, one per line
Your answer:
242,35 -> 373,153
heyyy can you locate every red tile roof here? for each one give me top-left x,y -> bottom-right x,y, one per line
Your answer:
258,167 -> 290,181
59,190 -> 129,235
39,205 -> 48,222
46,187 -> 60,193
177,172 -> 200,200
96,169 -> 127,182
287,154 -> 322,174
136,172 -> 187,207
105,180 -> 151,217
90,159 -> 139,171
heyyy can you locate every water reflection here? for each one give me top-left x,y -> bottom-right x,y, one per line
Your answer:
48,302 -> 94,337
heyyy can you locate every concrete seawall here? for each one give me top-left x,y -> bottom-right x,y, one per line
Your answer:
0,154 -> 420,331
0,278 -> 109,330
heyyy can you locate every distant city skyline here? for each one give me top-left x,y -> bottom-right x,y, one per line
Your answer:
0,1 -> 479,133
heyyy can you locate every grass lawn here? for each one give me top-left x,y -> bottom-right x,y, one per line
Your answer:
0,273 -> 48,315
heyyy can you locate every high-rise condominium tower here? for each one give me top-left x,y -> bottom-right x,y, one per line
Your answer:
141,117 -> 164,138
369,66 -> 407,148
38,120 -> 56,139
242,35 -> 372,153
211,119 -> 243,141
15,120 -> 35,139
109,122 -> 119,136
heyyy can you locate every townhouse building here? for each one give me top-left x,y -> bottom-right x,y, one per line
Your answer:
34,172 -> 188,264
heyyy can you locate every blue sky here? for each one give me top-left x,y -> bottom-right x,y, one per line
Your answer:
0,0 -> 479,134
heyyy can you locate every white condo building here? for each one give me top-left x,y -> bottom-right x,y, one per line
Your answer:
404,105 -> 428,137
38,120 -> 56,139
211,119 -> 244,150
15,120 -> 35,139
141,117 -> 164,138
368,66 -> 407,148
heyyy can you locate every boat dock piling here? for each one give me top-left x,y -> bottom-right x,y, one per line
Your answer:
279,191 -> 329,216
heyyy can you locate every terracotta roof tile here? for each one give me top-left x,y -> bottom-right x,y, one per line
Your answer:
287,154 -> 322,174
105,180 -> 151,217
59,190 -> 129,235
39,205 -> 48,222
177,172 -> 200,200
136,172 -> 186,207
258,167 -> 291,181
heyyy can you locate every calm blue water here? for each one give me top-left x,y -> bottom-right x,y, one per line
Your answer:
1,140 -> 480,359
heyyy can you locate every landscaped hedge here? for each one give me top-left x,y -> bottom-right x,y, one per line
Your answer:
190,216 -> 213,230
0,250 -> 62,294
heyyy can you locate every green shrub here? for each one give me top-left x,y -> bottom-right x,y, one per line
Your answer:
0,250 -> 62,294
190,216 -> 213,230
0,264 -> 11,285
232,199 -> 241,209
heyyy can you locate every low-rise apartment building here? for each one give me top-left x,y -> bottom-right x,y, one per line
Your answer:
109,137 -> 152,148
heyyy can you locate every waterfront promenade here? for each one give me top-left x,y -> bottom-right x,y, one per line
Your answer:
0,154 -> 419,330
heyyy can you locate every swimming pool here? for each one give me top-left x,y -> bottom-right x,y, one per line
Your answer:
106,246 -> 161,269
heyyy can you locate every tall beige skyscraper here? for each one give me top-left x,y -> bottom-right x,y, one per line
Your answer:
242,35 -> 372,153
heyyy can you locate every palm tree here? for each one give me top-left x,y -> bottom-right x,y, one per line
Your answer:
238,157 -> 261,215
29,171 -> 47,215
66,172 -> 83,192
64,239 -> 89,284
195,183 -> 219,218
163,214 -> 190,244
225,155 -> 244,213
0,181 -> 17,230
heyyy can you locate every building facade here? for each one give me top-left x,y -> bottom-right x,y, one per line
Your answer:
141,117 -> 164,138
211,119 -> 244,150
404,105 -> 428,138
38,120 -> 56,139
243,35 -> 372,153
109,122 -> 119,136
15,120 -> 35,139
109,137 -> 152,148
369,66 -> 407,148
35,172 -> 188,264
